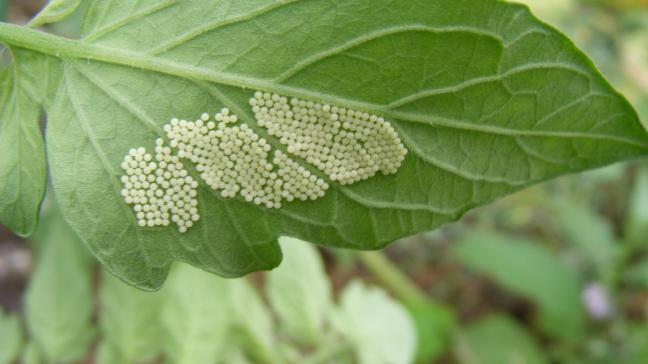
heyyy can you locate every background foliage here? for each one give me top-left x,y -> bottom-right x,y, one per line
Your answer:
1,0 -> 647,288
0,0 -> 648,363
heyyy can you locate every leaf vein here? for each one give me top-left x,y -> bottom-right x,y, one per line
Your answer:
392,122 -> 527,186
389,63 -> 591,109
63,63 -> 156,283
147,0 -> 302,56
339,187 -> 463,216
83,0 -> 180,43
391,112 -> 648,148
275,24 -> 504,83
71,61 -> 164,134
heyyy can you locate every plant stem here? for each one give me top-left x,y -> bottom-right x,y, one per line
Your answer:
357,251 -> 428,306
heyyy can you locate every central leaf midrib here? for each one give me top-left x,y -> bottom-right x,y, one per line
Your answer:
1,23 -> 644,149
0,23 -> 379,113
5,23 -> 644,219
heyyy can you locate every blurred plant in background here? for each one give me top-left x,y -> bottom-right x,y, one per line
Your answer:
1,0 -> 648,363
1,198 -> 416,364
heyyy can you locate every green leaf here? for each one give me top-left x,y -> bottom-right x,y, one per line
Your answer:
0,309 -> 22,364
626,167 -> 648,249
455,315 -> 548,364
332,279 -> 416,364
28,0 -> 82,28
357,251 -> 455,363
95,342 -> 122,364
267,237 -> 332,344
24,205 -> 94,363
407,301 -> 455,364
0,50 -> 45,237
0,0 -> 646,288
453,232 -> 584,341
229,279 -> 281,364
20,341 -> 42,364
624,259 -> 648,288
550,201 -> 618,279
625,324 -> 648,364
221,349 -> 254,364
99,270 -> 164,362
160,263 -> 231,364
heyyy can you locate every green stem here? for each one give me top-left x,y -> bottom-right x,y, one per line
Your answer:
357,251 -> 428,306
0,21 -> 76,53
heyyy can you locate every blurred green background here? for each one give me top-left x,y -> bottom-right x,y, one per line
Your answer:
1,0 -> 648,363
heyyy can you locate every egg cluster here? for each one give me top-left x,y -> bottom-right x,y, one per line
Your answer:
273,150 -> 329,202
120,144 -> 200,233
163,108 -> 329,210
120,92 -> 408,233
250,92 -> 408,185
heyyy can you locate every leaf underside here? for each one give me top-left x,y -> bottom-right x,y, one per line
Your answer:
0,51 -> 45,237
2,0 -> 648,289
